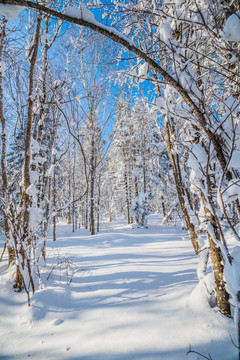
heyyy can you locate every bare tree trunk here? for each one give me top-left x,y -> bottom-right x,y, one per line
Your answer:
15,14 -> 42,296
72,143 -> 76,233
128,165 -> 133,224
235,293 -> 240,360
161,196 -> 166,218
109,208 -> 112,222
208,234 -> 231,317
81,203 -> 85,227
142,155 -> 147,194
89,133 -> 95,235
0,19 -> 15,266
67,177 -> 71,224
42,112 -> 58,250
124,167 -> 131,224
163,115 -> 200,255
134,175 -> 139,224
85,192 -> 89,230
90,174 -> 95,235
97,179 -> 101,233
53,168 -> 56,241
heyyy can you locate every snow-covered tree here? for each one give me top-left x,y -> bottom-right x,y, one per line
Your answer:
107,98 -> 171,227
2,3 -> 240,350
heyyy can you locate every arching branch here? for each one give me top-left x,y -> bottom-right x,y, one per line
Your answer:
0,0 -> 230,174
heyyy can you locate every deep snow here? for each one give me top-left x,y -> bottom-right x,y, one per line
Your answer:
0,215 -> 236,360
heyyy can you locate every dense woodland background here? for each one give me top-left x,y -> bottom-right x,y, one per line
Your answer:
1,0 -> 240,357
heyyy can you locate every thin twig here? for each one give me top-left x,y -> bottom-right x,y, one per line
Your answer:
0,240 -> 7,262
186,345 -> 213,359
230,335 -> 240,350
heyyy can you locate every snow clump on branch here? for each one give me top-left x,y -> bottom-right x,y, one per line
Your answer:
0,4 -> 25,20
65,3 -> 95,23
222,11 -> 240,42
64,3 -> 134,46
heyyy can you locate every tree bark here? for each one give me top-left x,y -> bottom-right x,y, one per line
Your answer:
53,168 -> 56,241
96,179 -> 101,233
15,13 -> 42,294
89,134 -> 95,235
208,234 -> 231,317
0,19 -> 15,266
124,167 -> 131,224
163,115 -> 200,255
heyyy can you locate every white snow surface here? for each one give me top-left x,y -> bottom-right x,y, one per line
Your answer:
229,150 -> 240,169
0,215 -> 236,359
159,22 -> 172,43
138,62 -> 148,82
0,4 -> 25,20
65,4 -> 95,23
222,11 -> 240,42
64,5 -> 134,46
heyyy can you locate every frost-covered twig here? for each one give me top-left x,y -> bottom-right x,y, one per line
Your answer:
186,345 -> 213,359
46,256 -> 85,285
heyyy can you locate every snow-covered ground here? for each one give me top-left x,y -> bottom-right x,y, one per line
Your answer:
0,215 -> 236,359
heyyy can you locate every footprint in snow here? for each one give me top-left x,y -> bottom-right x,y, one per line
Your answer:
51,319 -> 64,326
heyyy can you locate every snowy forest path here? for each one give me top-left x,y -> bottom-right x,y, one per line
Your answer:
0,215 -> 235,360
